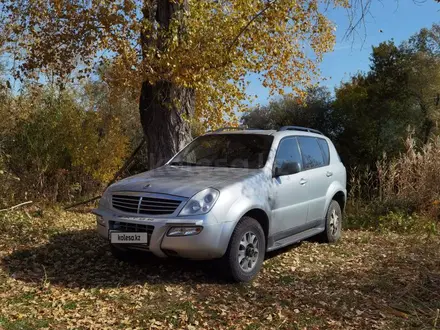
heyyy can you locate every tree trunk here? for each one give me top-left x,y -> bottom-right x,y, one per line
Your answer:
422,117 -> 434,145
139,80 -> 194,169
420,103 -> 433,144
139,0 -> 194,169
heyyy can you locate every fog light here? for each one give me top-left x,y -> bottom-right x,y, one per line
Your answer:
96,215 -> 105,226
167,226 -> 203,237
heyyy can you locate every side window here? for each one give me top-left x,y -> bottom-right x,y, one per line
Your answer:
317,138 -> 330,165
297,137 -> 325,170
274,137 -> 303,172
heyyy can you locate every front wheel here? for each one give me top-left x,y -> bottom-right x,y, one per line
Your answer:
320,200 -> 342,243
222,216 -> 266,282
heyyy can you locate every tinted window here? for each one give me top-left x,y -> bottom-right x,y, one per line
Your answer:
170,134 -> 274,169
297,137 -> 325,170
274,137 -> 302,172
317,138 -> 330,165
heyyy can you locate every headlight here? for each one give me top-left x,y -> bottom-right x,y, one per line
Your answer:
178,188 -> 220,216
96,215 -> 105,226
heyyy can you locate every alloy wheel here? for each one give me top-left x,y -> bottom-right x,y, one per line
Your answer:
329,208 -> 339,236
238,231 -> 259,272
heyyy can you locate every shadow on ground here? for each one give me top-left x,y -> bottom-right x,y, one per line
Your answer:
1,229 -> 234,287
1,229 -> 440,328
1,229 -> 304,289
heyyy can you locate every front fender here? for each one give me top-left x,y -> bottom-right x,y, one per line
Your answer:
215,196 -> 272,257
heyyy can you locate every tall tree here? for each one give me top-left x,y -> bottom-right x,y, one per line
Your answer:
333,25 -> 440,166
242,86 -> 334,134
402,24 -> 440,143
0,0 -> 343,167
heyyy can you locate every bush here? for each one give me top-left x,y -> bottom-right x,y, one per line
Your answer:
345,203 -> 438,235
1,87 -> 129,205
346,132 -> 440,234
377,133 -> 440,219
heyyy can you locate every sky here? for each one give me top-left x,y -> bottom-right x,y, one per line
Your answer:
246,0 -> 440,106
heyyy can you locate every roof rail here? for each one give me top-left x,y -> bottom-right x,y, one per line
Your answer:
214,125 -> 262,132
278,126 -> 323,135
214,126 -> 247,132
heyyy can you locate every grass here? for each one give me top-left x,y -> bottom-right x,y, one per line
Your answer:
0,317 -> 50,330
0,208 -> 439,329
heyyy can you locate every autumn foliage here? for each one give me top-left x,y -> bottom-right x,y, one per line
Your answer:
0,0 -> 346,128
0,82 -> 134,206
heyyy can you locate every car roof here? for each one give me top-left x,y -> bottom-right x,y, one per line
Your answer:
206,129 -> 276,136
206,127 -> 327,139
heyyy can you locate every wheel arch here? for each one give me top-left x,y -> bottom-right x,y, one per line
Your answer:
218,205 -> 271,257
324,181 -> 347,216
242,208 -> 270,242
332,191 -> 346,212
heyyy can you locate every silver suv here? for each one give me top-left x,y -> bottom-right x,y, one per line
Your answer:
94,126 -> 346,282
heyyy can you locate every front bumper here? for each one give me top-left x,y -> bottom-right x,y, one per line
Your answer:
94,207 -> 233,260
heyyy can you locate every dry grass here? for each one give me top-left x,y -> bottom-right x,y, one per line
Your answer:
347,134 -> 440,232
377,134 -> 440,218
0,209 -> 439,329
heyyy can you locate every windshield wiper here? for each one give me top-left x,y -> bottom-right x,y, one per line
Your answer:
169,161 -> 199,166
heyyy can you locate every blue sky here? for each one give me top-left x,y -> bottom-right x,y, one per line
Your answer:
246,0 -> 440,106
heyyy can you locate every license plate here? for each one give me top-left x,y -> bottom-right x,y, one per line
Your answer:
110,232 -> 148,244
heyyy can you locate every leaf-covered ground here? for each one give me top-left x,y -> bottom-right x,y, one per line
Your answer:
0,209 -> 439,329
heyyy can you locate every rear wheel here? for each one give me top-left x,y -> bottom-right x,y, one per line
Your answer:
222,216 -> 266,282
320,200 -> 342,243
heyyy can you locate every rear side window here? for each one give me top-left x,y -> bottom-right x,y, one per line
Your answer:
317,138 -> 330,165
297,136 -> 325,170
274,137 -> 303,171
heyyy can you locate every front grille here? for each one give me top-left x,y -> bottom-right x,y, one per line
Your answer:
109,221 -> 154,234
112,194 -> 182,215
112,195 -> 140,213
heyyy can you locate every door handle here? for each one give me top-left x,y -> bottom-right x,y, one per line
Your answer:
326,171 -> 333,177
300,178 -> 307,185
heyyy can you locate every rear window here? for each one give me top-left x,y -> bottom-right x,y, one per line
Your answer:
297,136 -> 325,170
317,138 -> 330,165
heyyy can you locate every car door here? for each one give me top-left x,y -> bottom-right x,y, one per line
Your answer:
297,136 -> 330,223
271,137 -> 309,237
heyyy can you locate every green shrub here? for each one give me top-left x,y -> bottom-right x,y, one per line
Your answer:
345,202 -> 438,235
377,211 -> 417,233
1,87 -> 129,204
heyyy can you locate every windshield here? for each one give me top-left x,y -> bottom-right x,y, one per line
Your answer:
169,134 -> 274,169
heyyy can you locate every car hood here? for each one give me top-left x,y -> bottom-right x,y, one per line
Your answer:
107,165 -> 264,198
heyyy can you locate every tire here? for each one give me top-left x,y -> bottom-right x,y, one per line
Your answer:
222,216 -> 266,283
320,200 -> 342,243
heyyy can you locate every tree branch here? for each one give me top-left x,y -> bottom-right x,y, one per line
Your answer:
0,201 -> 33,212
199,0 -> 278,73
64,138 -> 146,211
227,0 -> 278,55
343,0 -> 373,44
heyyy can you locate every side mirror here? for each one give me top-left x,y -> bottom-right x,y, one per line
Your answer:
273,161 -> 301,177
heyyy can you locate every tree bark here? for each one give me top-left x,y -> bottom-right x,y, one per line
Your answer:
422,117 -> 434,144
139,80 -> 194,168
139,0 -> 194,169
420,102 -> 434,144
